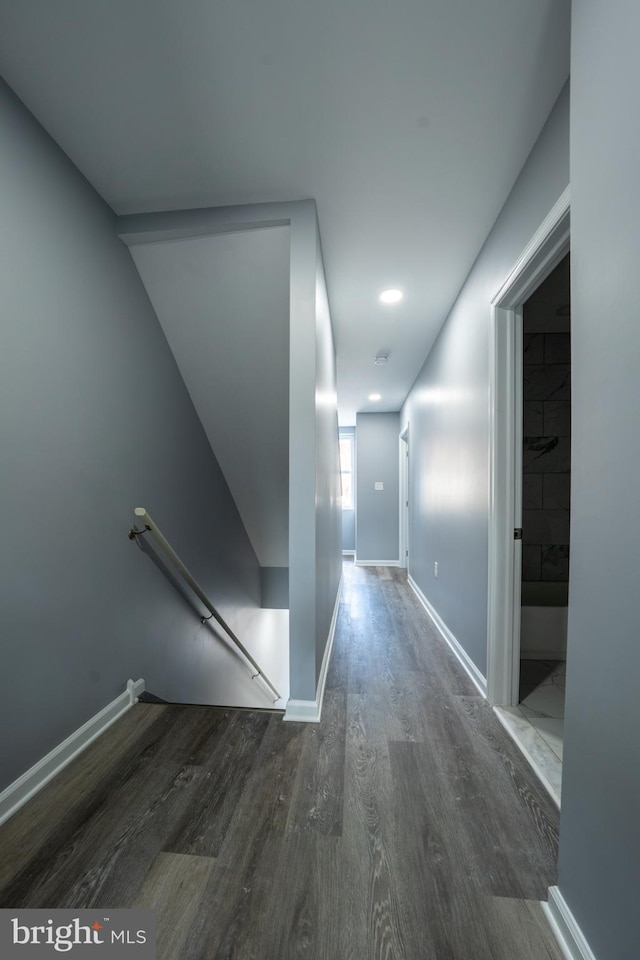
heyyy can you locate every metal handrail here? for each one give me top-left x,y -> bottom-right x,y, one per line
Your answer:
129,507 -> 281,703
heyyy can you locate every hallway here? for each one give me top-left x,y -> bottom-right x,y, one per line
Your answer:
0,562 -> 562,959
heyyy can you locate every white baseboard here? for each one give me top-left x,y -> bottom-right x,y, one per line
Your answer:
408,575 -> 487,697
284,699 -> 324,723
0,678 -> 145,827
355,559 -> 401,566
284,574 -> 342,723
542,887 -> 598,960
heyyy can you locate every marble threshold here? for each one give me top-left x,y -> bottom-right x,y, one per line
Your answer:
494,660 -> 565,807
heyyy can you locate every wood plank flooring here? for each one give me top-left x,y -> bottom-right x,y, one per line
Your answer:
0,562 -> 563,959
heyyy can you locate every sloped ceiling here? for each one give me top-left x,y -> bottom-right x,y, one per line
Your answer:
0,0 -> 571,423
129,227 -> 290,567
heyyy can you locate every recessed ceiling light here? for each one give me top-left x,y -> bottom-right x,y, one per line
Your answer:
369,393 -> 382,402
379,288 -> 403,305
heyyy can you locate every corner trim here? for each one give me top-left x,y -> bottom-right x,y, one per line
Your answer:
542,887 -> 598,960
491,186 -> 571,307
284,574 -> 342,723
408,576 -> 487,697
0,678 -> 145,827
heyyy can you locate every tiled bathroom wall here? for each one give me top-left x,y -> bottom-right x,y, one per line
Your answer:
522,254 -> 571,603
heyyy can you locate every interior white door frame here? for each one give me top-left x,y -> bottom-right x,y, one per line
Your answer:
486,187 -> 570,706
399,424 -> 409,570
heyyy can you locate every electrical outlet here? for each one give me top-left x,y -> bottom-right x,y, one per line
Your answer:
434,561 -> 439,578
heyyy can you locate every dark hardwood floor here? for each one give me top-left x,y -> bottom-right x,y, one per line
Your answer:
0,562 -> 563,959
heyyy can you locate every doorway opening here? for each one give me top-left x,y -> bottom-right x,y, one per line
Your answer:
516,253 -> 570,797
486,187 -> 570,807
399,425 -> 409,570
339,427 -> 356,557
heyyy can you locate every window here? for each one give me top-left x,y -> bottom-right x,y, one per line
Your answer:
339,432 -> 354,509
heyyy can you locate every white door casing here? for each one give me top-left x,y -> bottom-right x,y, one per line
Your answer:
486,187 -> 570,706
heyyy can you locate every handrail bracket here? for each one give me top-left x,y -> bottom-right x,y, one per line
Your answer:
128,524 -> 151,541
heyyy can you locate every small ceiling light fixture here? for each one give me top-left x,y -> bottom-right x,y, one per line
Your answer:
369,393 -> 382,402
374,354 -> 388,365
379,288 -> 404,305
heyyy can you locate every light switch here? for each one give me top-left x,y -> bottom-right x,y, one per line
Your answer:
375,481 -> 384,491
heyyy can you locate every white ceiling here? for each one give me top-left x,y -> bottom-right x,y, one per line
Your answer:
0,0 -> 570,424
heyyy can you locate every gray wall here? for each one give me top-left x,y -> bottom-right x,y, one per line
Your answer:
342,510 -> 356,553
0,79 -> 266,791
556,3 -> 640,957
356,413 -> 400,563
312,230 -> 343,689
401,83 -> 569,676
260,568 -> 289,610
269,201 -> 343,703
